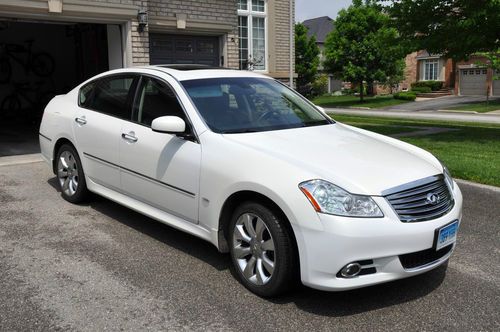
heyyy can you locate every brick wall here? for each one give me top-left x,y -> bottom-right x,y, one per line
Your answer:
401,52 -> 418,90
273,0 -> 294,75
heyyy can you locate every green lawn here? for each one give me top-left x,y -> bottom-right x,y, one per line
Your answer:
446,99 -> 500,113
312,94 -> 411,109
331,114 -> 500,187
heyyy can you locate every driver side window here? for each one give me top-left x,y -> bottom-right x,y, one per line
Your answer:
134,77 -> 185,127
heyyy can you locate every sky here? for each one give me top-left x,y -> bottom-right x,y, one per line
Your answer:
295,0 -> 352,22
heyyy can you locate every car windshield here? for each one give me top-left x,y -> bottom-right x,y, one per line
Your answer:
181,77 -> 332,133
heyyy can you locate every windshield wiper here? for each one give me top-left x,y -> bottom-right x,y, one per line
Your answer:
222,129 -> 259,134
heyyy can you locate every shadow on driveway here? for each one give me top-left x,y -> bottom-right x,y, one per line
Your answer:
47,176 -> 447,317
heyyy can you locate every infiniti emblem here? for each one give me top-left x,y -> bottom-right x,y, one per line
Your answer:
426,192 -> 440,205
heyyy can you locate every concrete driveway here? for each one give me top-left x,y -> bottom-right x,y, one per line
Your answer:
1,161 -> 499,331
386,95 -> 498,112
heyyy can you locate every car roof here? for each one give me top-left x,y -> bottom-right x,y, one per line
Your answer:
139,64 -> 272,81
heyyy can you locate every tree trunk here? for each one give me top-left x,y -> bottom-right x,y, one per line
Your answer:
359,81 -> 364,102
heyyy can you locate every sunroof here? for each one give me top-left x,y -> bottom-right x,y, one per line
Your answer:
154,64 -> 229,71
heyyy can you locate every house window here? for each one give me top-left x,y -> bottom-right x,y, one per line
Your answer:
238,0 -> 267,71
423,59 -> 439,80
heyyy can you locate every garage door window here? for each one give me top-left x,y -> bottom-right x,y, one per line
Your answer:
238,0 -> 267,71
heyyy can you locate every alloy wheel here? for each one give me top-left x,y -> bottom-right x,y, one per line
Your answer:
57,150 -> 79,197
232,213 -> 276,285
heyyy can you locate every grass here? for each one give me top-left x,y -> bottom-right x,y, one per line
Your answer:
312,94 -> 411,109
331,114 -> 500,187
446,99 -> 500,113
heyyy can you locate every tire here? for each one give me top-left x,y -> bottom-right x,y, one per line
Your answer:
229,201 -> 298,297
0,59 -> 11,84
55,144 -> 89,203
31,52 -> 55,77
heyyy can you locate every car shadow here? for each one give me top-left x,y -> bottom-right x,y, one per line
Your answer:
47,176 -> 447,316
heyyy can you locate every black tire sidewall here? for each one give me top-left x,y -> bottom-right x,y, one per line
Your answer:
229,201 -> 297,297
56,144 -> 88,203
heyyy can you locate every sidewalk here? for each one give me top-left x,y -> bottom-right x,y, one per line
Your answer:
326,108 -> 500,124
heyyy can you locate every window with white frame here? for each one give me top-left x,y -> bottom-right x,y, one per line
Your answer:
423,59 -> 439,80
238,0 -> 267,71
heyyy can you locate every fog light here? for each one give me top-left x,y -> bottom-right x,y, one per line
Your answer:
340,262 -> 361,278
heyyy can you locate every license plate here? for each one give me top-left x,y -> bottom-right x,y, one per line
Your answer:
434,220 -> 459,251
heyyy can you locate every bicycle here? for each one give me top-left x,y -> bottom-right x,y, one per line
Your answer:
1,81 -> 56,121
0,40 -> 55,84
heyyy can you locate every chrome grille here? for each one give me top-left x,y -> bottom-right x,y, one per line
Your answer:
384,175 -> 454,222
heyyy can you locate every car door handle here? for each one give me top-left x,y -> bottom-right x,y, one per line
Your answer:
75,117 -> 87,125
121,132 -> 138,143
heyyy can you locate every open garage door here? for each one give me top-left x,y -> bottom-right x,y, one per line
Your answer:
149,34 -> 220,66
459,68 -> 487,96
0,20 -> 118,156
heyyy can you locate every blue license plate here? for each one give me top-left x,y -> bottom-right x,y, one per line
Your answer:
435,220 -> 459,251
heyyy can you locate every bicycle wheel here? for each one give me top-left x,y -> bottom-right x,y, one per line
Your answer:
1,94 -> 22,118
0,59 -> 11,83
31,52 -> 55,77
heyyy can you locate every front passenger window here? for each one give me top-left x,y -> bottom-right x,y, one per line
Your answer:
135,77 -> 185,127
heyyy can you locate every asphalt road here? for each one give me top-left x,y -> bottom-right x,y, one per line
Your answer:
0,161 -> 499,331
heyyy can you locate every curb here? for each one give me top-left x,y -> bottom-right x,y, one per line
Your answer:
0,153 -> 43,167
456,179 -> 500,193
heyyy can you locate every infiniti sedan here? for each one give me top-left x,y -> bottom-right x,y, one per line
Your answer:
39,65 -> 462,297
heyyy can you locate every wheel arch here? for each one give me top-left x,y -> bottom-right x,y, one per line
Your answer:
52,137 -> 77,174
217,190 -> 299,260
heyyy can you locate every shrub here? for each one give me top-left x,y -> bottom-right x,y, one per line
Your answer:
411,81 -> 443,91
410,86 -> 432,93
311,74 -> 328,97
394,91 -> 417,101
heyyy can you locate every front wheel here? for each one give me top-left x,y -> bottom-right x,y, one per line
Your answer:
56,144 -> 89,203
229,201 -> 298,297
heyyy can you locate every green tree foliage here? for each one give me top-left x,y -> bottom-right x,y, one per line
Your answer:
295,23 -> 320,96
386,0 -> 500,61
323,0 -> 407,101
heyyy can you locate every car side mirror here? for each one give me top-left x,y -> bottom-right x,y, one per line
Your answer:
151,116 -> 186,134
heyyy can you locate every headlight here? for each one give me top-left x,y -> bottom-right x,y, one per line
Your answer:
299,180 -> 383,217
442,164 -> 454,191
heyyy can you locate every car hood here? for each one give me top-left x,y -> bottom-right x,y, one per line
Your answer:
222,123 -> 442,195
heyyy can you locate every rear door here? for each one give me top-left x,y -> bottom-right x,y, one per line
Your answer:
119,75 -> 201,223
74,74 -> 138,191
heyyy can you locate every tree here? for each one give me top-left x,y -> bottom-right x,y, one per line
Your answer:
380,58 -> 406,94
323,0 -> 407,101
295,23 -> 320,96
386,0 -> 500,61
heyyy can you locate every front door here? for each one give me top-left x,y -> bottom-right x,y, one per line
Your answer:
74,74 -> 137,191
119,75 -> 201,223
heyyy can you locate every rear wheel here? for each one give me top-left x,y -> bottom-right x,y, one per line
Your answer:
229,201 -> 298,297
56,144 -> 89,203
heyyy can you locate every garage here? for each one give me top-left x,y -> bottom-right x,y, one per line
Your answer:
493,70 -> 500,96
459,68 -> 487,96
0,19 -> 121,156
149,34 -> 220,66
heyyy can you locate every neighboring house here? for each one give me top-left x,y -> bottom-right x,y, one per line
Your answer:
302,16 -> 342,93
0,0 -> 294,123
402,51 -> 500,96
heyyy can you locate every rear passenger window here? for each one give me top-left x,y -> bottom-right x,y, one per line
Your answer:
79,82 -> 95,108
89,76 -> 136,119
134,77 -> 185,127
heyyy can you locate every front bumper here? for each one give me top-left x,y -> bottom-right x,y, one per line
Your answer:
295,183 -> 463,291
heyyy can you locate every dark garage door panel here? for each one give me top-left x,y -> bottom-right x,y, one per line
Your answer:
150,34 -> 220,66
460,68 -> 487,96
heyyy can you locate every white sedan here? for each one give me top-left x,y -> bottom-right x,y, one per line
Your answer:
39,65 -> 462,297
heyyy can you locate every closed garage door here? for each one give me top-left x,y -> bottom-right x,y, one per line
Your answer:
460,68 -> 487,95
149,34 -> 219,66
493,70 -> 500,96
